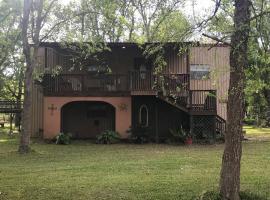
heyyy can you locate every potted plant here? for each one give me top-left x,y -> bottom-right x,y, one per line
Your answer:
185,132 -> 193,145
169,125 -> 192,145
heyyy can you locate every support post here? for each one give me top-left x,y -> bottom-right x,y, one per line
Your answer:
9,114 -> 13,135
155,100 -> 159,143
190,115 -> 194,138
213,115 -> 217,141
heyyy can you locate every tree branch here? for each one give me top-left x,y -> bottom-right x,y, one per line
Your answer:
202,33 -> 231,46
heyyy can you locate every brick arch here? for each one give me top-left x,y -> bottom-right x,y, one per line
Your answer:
61,101 -> 116,139
43,97 -> 131,139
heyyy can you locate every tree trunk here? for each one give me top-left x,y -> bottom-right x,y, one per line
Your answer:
19,0 -> 44,153
18,0 -> 33,153
15,67 -> 24,129
219,0 -> 251,199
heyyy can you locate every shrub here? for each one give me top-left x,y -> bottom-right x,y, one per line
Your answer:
127,125 -> 152,144
243,118 -> 256,125
96,130 -> 120,144
168,125 -> 190,144
56,132 -> 72,145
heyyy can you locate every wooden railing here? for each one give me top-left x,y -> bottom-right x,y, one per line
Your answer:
162,74 -> 189,95
41,73 -> 217,114
42,73 -> 129,96
216,115 -> 226,136
129,71 -> 190,94
189,90 -> 217,113
129,70 -> 154,91
0,100 -> 23,113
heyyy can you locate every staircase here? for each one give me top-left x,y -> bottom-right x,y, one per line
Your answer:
0,100 -> 23,113
153,75 -> 226,139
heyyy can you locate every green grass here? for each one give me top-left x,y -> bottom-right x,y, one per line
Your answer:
244,126 -> 270,139
0,128 -> 270,200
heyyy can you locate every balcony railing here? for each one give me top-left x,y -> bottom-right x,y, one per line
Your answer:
189,90 -> 217,113
42,73 -> 129,96
41,73 -> 217,114
0,100 -> 23,113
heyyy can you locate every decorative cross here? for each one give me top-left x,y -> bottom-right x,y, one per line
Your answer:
48,104 -> 57,116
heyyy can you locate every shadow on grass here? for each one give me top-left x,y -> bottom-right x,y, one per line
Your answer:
198,191 -> 267,200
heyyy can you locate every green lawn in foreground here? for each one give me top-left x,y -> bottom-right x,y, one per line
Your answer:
0,129 -> 269,200
243,126 -> 270,139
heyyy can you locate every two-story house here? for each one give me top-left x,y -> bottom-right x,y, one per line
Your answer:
30,42 -> 229,141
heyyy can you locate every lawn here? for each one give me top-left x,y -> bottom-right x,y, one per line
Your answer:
243,126 -> 270,140
0,128 -> 269,200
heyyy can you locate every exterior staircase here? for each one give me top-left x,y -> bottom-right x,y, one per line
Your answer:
0,100 -> 23,113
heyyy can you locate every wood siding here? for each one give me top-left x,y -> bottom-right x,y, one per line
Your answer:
30,48 -> 45,137
132,96 -> 189,141
30,83 -> 43,137
190,46 -> 230,120
165,49 -> 188,74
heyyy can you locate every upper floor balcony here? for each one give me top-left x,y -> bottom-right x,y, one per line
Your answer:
41,71 -> 217,114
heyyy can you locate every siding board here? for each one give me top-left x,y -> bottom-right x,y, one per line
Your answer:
190,46 -> 230,120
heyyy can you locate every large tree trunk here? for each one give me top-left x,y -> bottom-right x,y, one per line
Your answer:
18,0 -> 33,153
219,0 -> 251,199
19,0 -> 43,153
15,68 -> 24,129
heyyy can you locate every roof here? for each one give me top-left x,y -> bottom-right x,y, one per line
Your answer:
39,42 -> 229,48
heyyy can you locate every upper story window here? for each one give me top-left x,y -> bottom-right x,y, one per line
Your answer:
190,64 -> 210,80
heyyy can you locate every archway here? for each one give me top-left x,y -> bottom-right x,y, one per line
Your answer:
61,101 -> 115,139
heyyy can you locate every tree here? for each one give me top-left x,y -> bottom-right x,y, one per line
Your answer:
0,0 -> 22,83
19,0 -> 66,153
206,0 -> 270,127
219,0 -> 251,199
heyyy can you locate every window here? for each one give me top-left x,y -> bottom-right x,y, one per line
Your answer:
139,104 -> 149,127
190,64 -> 210,80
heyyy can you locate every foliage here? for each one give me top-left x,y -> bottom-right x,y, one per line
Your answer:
243,118 -> 256,126
245,38 -> 270,127
127,125 -> 152,144
168,125 -> 190,144
206,0 -> 270,127
56,132 -> 72,145
96,130 -> 120,144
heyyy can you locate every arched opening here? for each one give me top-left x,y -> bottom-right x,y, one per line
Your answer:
61,101 -> 115,139
139,104 -> 149,127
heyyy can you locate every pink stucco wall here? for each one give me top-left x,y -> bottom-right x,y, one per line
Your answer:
43,97 -> 131,139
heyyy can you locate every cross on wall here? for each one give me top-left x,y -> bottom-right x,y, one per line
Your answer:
48,104 -> 57,116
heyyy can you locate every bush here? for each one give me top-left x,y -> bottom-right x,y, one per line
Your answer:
168,125 -> 190,144
56,132 -> 72,145
96,130 -> 120,144
127,126 -> 152,144
243,118 -> 256,125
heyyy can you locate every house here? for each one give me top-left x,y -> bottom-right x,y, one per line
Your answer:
30,42 -> 229,141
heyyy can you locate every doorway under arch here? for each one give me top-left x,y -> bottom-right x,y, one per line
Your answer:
61,101 -> 115,139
